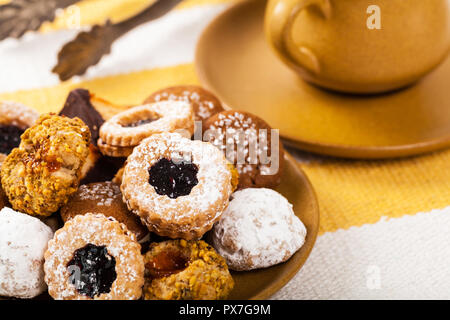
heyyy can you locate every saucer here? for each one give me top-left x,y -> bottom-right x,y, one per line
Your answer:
195,0 -> 450,159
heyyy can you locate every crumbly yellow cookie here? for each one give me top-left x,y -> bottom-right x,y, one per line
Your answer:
0,114 -> 91,217
44,213 -> 145,300
143,240 -> 234,300
0,101 -> 39,158
121,132 -> 233,240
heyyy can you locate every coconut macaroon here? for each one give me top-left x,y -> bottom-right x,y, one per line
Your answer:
0,114 -> 91,217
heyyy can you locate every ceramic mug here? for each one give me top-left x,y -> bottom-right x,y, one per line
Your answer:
265,0 -> 450,94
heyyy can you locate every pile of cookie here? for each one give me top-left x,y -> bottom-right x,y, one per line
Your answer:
0,86 -> 307,300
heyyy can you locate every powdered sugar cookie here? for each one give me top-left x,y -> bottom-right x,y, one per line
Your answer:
0,207 -> 54,299
211,188 -> 307,271
121,132 -> 233,240
144,85 -> 224,125
61,182 -> 148,240
44,213 -> 144,300
99,101 -> 194,148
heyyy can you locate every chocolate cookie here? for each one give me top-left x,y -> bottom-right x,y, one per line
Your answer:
203,111 -> 285,189
144,85 -> 224,126
61,182 -> 148,241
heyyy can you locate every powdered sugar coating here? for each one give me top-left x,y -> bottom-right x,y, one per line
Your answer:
99,101 -> 194,147
78,182 -> 120,207
121,132 -> 233,240
211,188 -> 307,271
0,101 -> 39,129
0,207 -> 54,298
44,213 -> 144,300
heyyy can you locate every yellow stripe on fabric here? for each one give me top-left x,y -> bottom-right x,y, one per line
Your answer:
0,63 -> 199,113
0,63 -> 449,234
297,150 -> 450,234
40,0 -> 235,32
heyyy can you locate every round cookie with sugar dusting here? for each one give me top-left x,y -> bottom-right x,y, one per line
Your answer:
61,182 -> 148,241
204,110 -> 285,189
121,132 -> 233,240
44,213 -> 144,300
211,188 -> 307,271
144,85 -> 224,126
99,101 -> 194,149
0,207 -> 54,299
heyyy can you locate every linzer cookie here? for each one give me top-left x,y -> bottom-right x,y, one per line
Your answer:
98,101 -> 194,157
59,89 -> 105,146
0,101 -> 39,158
44,213 -> 145,300
204,110 -> 285,189
144,85 -> 224,125
121,132 -> 233,240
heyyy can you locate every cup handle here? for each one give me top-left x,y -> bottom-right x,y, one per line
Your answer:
266,0 -> 331,74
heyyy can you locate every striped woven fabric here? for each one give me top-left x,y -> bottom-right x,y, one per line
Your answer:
1,0 -> 449,299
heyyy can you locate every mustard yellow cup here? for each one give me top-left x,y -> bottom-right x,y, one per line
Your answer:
265,0 -> 450,94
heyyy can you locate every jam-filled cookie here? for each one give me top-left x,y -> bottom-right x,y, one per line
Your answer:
211,188 -> 307,271
61,182 -> 148,241
144,85 -> 224,126
121,132 -> 233,240
0,101 -> 39,159
204,111 -> 285,189
143,240 -> 234,300
98,101 -> 194,157
44,213 -> 144,300
0,207 -> 54,299
0,114 -> 91,217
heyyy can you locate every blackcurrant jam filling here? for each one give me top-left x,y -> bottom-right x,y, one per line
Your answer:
146,249 -> 190,280
148,158 -> 199,199
123,119 -> 156,128
0,125 -> 25,155
67,244 -> 117,298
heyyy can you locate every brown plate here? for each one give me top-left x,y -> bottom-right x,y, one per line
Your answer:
1,100 -> 319,300
195,0 -> 450,159
228,152 -> 319,299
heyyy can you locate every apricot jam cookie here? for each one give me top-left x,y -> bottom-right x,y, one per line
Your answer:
143,240 -> 234,300
0,101 -> 39,158
144,85 -> 224,125
98,101 -> 194,152
44,213 -> 144,300
61,182 -> 148,241
1,114 -> 91,217
211,188 -> 307,271
121,132 -> 233,240
204,111 -> 285,189
0,207 -> 54,299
